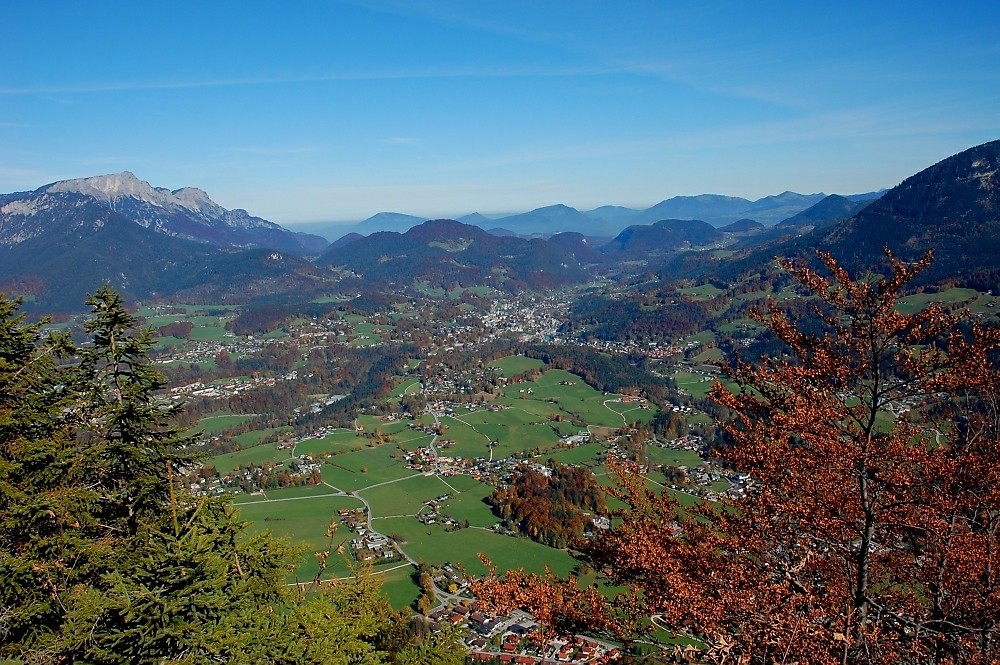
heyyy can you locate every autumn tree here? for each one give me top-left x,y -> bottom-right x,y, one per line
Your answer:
475,251 -> 1000,663
488,462 -> 607,548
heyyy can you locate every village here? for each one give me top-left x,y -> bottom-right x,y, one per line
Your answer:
428,605 -> 623,664
146,292 -> 739,663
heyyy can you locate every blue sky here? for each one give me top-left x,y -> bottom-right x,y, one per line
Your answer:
3,1 -> 998,224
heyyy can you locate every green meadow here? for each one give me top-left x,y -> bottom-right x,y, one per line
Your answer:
436,481 -> 498,528
677,284 -> 724,299
390,377 -> 422,398
498,369 -> 658,428
321,445 -> 419,492
490,355 -> 545,375
294,430 -> 371,457
212,442 -> 296,474
544,441 -> 608,466
895,287 -> 988,315
195,413 -> 255,435
361,473 -> 455,516
236,492 -> 367,581
377,517 -> 577,577
671,370 -> 716,399
441,406 -> 563,459
645,446 -> 703,468
209,362 -> 696,610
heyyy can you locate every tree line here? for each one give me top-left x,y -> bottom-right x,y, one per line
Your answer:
488,462 -> 608,549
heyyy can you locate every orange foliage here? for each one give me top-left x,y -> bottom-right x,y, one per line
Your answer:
473,250 -> 1000,663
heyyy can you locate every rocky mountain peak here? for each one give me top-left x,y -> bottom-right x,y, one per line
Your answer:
171,187 -> 222,214
44,171 -> 162,204
13,171 -> 326,257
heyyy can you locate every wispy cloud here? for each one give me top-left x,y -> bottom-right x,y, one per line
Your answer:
379,137 -> 421,146
0,59 -> 812,112
676,101 -> 996,149
412,99 -> 993,179
0,64 -> 622,96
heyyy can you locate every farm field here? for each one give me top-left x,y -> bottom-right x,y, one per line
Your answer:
236,492 -> 367,581
498,369 -> 658,428
438,482 -> 497,528
545,442 -> 608,466
490,355 -> 545,375
233,426 -> 292,448
321,445 -> 419,492
293,428 -> 370,457
441,407 -> 563,459
390,377 -> 422,398
377,516 -> 577,578
195,413 -> 255,435
677,283 -> 724,299
212,441 -> 297,473
361,473 -> 455,516
232,484 -> 337,503
894,287 -> 986,315
645,446 -> 703,468
141,306 -> 237,348
207,362 -> 698,611
672,370 -> 721,399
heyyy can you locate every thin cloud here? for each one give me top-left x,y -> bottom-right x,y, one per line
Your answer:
0,64 -> 621,96
379,137 -> 421,146
413,100 -> 992,178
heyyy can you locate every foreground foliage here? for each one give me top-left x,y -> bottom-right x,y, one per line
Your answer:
0,286 -> 463,663
475,251 -> 1000,663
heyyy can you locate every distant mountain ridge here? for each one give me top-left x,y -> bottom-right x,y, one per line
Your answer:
0,192 -> 334,312
719,219 -> 765,233
606,219 -> 723,255
13,171 -> 328,255
775,194 -> 872,229
817,140 -> 1000,282
710,140 -> 1000,286
316,219 -> 586,291
3,142 -> 995,313
309,190 -> 878,240
354,212 -> 428,235
487,204 -> 598,236
0,173 -> 332,310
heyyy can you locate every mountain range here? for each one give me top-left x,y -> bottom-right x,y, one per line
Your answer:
0,174 -> 329,310
23,172 -> 328,254
1,140 -> 998,311
297,190 -> 885,241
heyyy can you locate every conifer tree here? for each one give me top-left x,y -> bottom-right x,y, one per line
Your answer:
0,294 -> 77,655
71,284 -> 194,535
1,286 -> 466,663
